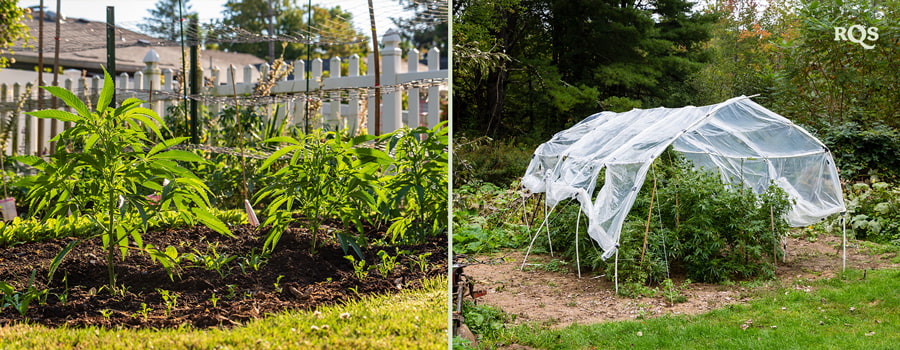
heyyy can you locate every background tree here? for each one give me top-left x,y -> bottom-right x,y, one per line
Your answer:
0,0 -> 32,68
217,0 -> 368,61
138,0 -> 197,41
453,0 -> 715,140
392,0 -> 449,60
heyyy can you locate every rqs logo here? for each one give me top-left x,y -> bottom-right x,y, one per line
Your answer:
834,25 -> 879,49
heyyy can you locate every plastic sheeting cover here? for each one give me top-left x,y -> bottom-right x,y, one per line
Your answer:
521,96 -> 845,260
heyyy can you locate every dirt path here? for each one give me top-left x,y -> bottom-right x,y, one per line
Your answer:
463,235 -> 900,328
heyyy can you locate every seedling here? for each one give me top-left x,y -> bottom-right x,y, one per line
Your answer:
411,252 -> 432,273
273,275 -> 285,293
344,255 -> 369,279
157,289 -> 179,316
377,250 -> 398,277
209,293 -> 220,308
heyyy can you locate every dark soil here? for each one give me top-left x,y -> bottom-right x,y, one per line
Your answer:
0,221 -> 447,328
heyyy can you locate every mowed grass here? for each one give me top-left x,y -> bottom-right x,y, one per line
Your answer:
488,269 -> 900,350
0,278 -> 448,349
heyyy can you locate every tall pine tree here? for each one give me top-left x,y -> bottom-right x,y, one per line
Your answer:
138,0 -> 197,41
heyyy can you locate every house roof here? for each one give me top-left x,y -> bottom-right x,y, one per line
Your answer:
8,16 -> 264,75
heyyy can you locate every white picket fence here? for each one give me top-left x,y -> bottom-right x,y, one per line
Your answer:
0,29 -> 448,156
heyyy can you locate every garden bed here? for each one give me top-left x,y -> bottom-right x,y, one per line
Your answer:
0,221 -> 447,328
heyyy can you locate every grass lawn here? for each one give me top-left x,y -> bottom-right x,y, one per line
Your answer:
0,278 -> 448,349
473,269 -> 899,349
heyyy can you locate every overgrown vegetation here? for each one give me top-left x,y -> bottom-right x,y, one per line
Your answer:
823,182 -> 900,245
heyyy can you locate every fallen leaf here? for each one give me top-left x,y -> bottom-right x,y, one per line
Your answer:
637,331 -> 643,337
770,325 -> 777,329
865,332 -> 875,336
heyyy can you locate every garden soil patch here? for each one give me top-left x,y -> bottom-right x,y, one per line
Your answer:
463,235 -> 900,328
0,222 -> 446,328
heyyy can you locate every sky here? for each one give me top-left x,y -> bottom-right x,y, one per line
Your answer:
18,0 -> 411,43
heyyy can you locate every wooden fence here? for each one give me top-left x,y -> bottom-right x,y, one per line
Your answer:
0,29 -> 448,156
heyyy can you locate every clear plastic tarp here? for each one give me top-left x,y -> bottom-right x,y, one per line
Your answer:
522,96 -> 845,260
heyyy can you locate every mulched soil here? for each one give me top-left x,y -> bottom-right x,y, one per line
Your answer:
0,221 -> 447,328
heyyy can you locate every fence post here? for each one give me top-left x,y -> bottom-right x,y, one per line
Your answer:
163,68 -> 174,117
347,54 -> 361,135
243,65 -> 254,85
311,58 -> 323,129
327,57 -> 342,130
91,76 -> 101,107
144,49 -> 162,115
21,83 -> 38,155
427,47 -> 442,129
0,83 -> 8,155
210,67 -> 220,117
381,29 -> 402,133
408,48 -> 421,128
366,53 -> 375,136
291,60 -> 305,128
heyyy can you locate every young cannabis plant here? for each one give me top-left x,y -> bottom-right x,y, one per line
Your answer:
20,69 -> 231,289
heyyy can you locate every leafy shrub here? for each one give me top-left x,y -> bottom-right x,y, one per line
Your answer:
461,300 -> 509,340
256,130 -> 388,255
381,123 -> 449,244
814,122 -> 900,182
826,182 -> 900,245
452,182 -> 531,254
256,123 -> 448,256
544,150 -> 792,284
453,137 -> 533,187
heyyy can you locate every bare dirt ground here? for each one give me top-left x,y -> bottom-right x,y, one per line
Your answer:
463,235 -> 900,328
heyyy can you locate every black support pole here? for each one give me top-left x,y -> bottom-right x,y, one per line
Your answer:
106,6 -> 116,107
189,18 -> 200,144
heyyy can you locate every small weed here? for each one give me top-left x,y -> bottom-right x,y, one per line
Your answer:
348,286 -> 360,296
0,270 -> 49,316
411,252 -> 432,273
238,249 -> 268,273
273,275 -> 284,293
185,242 -> 236,278
345,255 -> 369,279
99,309 -> 113,320
157,289 -> 179,316
209,293 -> 220,308
376,250 -> 399,277
224,284 -> 237,299
661,278 -> 690,305
137,303 -> 152,320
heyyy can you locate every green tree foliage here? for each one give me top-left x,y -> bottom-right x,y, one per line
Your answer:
770,0 -> 899,130
217,0 -> 368,60
689,0 -> 899,181
138,0 -> 196,41
453,0 -> 716,140
0,1 -> 31,68
392,0 -> 449,56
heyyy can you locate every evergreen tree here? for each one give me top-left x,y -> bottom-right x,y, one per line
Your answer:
138,0 -> 197,41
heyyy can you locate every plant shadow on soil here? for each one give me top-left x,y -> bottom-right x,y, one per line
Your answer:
0,221 -> 447,328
